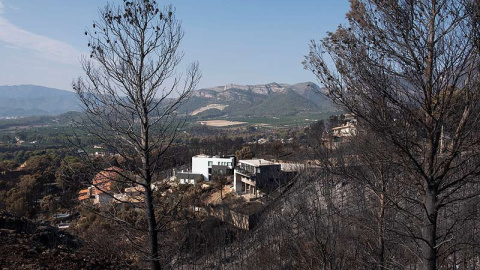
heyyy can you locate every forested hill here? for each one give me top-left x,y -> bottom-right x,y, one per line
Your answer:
0,85 -> 81,117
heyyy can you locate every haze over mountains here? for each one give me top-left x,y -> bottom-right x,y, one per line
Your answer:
181,82 -> 337,118
0,85 -> 81,117
0,82 -> 337,118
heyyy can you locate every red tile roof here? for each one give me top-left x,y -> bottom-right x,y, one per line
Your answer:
92,167 -> 123,195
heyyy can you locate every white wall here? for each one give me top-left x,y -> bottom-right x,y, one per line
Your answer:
192,156 -> 234,181
233,172 -> 243,192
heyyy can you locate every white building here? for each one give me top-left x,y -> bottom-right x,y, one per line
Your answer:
187,154 -> 236,182
192,154 -> 235,181
332,113 -> 357,138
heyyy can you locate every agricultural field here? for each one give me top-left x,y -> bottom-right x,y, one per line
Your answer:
229,112 -> 336,127
197,120 -> 247,127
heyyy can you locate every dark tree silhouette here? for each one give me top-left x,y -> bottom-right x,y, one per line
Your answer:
72,0 -> 200,269
305,0 -> 480,269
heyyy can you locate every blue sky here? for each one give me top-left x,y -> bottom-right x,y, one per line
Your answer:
0,0 -> 349,90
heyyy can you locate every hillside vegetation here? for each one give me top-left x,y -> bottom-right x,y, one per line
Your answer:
179,82 -> 339,118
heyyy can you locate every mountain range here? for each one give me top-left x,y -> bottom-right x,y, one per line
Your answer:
0,85 -> 81,117
179,82 -> 337,118
0,82 -> 337,118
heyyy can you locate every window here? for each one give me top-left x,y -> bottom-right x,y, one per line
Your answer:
208,161 -> 213,166
256,168 -> 261,173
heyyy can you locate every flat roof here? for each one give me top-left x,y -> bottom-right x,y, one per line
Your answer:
194,154 -> 211,158
193,154 -> 235,159
239,159 -> 277,167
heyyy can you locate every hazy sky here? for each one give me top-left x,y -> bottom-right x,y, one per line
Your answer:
0,0 -> 349,90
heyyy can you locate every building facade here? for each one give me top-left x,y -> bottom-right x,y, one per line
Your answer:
233,159 -> 284,197
78,166 -> 122,205
175,171 -> 204,184
191,154 -> 235,181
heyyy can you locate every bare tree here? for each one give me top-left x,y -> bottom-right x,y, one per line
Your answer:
72,0 -> 200,269
305,0 -> 480,269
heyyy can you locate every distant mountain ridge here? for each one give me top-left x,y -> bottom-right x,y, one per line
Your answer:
0,85 -> 81,117
180,82 -> 337,118
0,82 -> 337,118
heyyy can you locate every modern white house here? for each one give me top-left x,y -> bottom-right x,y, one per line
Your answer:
175,154 -> 236,184
192,154 -> 236,181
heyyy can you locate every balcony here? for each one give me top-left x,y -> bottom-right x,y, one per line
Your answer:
241,177 -> 256,187
235,166 -> 255,176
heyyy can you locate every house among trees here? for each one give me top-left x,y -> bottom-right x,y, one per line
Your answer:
77,186 -> 94,202
113,185 -> 145,204
175,154 -> 236,184
192,154 -> 235,181
332,114 -> 356,137
331,113 -> 357,146
234,159 -> 291,198
78,167 -> 123,205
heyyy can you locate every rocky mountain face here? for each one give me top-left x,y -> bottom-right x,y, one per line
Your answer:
193,82 -> 321,101
183,82 -> 337,118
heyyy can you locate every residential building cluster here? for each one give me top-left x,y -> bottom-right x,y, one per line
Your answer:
78,154 -> 303,207
76,115 -> 358,229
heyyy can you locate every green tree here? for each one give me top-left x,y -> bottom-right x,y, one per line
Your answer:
6,174 -> 41,217
55,156 -> 90,208
0,160 -> 17,171
235,146 -> 254,160
40,194 -> 57,214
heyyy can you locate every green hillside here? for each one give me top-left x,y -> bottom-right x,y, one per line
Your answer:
239,90 -> 321,117
182,82 -> 338,119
